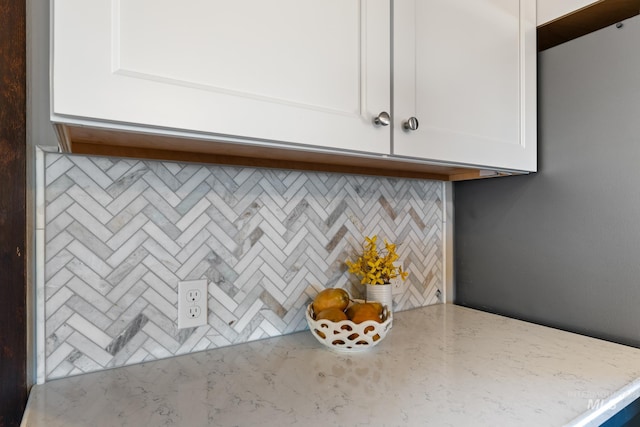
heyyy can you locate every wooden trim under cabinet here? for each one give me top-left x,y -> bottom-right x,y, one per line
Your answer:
56,124 -> 519,182
538,0 -> 640,51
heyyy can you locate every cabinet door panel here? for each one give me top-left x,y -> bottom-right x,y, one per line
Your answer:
393,0 -> 536,172
53,0 -> 391,154
537,0 -> 599,25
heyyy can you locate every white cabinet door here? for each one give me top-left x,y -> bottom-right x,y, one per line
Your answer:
52,0 -> 390,154
393,0 -> 536,172
537,0 -> 599,25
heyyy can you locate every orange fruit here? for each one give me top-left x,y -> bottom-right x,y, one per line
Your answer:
312,288 -> 350,314
367,301 -> 384,316
345,302 -> 382,324
315,307 -> 348,322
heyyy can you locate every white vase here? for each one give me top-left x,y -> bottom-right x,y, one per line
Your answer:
365,283 -> 393,312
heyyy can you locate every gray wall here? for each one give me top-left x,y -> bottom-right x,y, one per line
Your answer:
454,16 -> 640,348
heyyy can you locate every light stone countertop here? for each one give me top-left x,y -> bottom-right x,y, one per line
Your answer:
21,304 -> 640,426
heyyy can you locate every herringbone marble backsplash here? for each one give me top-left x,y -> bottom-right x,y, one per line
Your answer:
41,152 -> 444,380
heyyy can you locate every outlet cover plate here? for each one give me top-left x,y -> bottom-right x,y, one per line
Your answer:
178,279 -> 208,329
391,263 -> 405,295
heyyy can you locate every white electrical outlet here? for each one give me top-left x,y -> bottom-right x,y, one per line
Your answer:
391,264 -> 405,296
178,279 -> 208,329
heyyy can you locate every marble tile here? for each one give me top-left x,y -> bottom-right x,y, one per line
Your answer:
38,152 -> 445,380
44,155 -> 74,186
106,177 -> 148,216
65,330 -> 113,366
105,313 -> 149,355
65,313 -> 112,348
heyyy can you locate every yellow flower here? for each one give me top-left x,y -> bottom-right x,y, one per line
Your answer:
345,235 -> 408,285
365,235 -> 377,247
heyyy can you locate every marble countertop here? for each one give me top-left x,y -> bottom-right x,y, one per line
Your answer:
21,304 -> 640,426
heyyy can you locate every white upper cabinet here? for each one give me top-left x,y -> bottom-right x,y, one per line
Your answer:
393,0 -> 536,172
52,0 -> 390,154
52,0 -> 536,176
537,0 -> 600,25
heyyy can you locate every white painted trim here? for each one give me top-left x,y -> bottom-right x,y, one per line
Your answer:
35,146 -> 46,384
442,182 -> 454,304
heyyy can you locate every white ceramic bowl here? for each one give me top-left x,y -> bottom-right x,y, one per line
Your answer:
305,299 -> 392,353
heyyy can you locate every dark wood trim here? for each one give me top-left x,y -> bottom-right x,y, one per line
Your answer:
0,0 -> 27,425
538,0 -> 640,51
